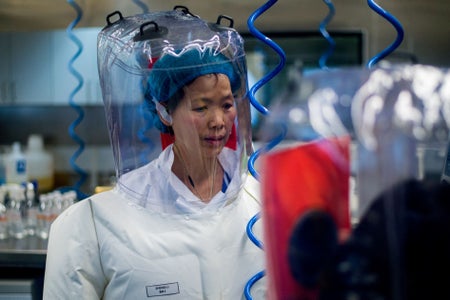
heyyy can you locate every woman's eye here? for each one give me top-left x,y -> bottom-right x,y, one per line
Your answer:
193,106 -> 207,112
223,103 -> 234,110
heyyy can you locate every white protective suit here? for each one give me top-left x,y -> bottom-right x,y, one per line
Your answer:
43,146 -> 266,299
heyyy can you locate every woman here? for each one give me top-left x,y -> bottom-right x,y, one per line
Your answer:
43,8 -> 265,299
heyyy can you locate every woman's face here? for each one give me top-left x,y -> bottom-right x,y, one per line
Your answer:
170,73 -> 237,158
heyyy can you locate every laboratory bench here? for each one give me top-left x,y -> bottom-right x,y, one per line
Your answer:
0,237 -> 47,300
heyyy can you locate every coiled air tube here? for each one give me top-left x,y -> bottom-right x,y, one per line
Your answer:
66,0 -> 88,198
247,0 -> 287,180
247,1 -> 286,118
319,0 -> 336,69
366,0 -> 404,68
132,0 -> 149,13
245,1 -> 286,299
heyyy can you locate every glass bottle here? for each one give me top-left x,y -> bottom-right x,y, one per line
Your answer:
6,184 -> 26,239
37,193 -> 51,239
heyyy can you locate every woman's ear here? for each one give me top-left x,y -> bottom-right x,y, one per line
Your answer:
158,109 -> 173,126
154,100 -> 173,125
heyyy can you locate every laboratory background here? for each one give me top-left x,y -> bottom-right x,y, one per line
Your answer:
0,0 -> 449,299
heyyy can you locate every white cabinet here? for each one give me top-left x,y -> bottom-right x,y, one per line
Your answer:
0,28 -> 102,105
52,28 -> 102,105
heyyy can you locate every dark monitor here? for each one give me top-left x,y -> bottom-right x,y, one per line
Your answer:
242,30 -> 364,69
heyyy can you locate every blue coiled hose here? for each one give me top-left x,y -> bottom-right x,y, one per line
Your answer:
247,0 -> 286,180
247,0 -> 286,117
319,0 -> 336,69
132,0 -> 149,13
245,212 -> 265,300
245,1 -> 287,299
367,0 -> 404,68
66,0 -> 88,198
246,212 -> 263,249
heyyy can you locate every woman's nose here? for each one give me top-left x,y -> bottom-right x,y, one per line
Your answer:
208,108 -> 225,129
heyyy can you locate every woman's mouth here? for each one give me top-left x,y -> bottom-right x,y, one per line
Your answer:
204,135 -> 225,146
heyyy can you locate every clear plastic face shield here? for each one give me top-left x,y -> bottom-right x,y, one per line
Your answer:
258,64 -> 450,299
97,8 -> 251,208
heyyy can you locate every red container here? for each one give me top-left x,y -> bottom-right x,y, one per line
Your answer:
261,136 -> 351,300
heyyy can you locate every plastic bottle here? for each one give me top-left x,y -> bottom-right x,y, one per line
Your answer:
6,184 -> 26,239
25,135 -> 54,193
4,142 -> 27,184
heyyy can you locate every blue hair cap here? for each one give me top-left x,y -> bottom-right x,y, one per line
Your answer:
147,48 -> 241,102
